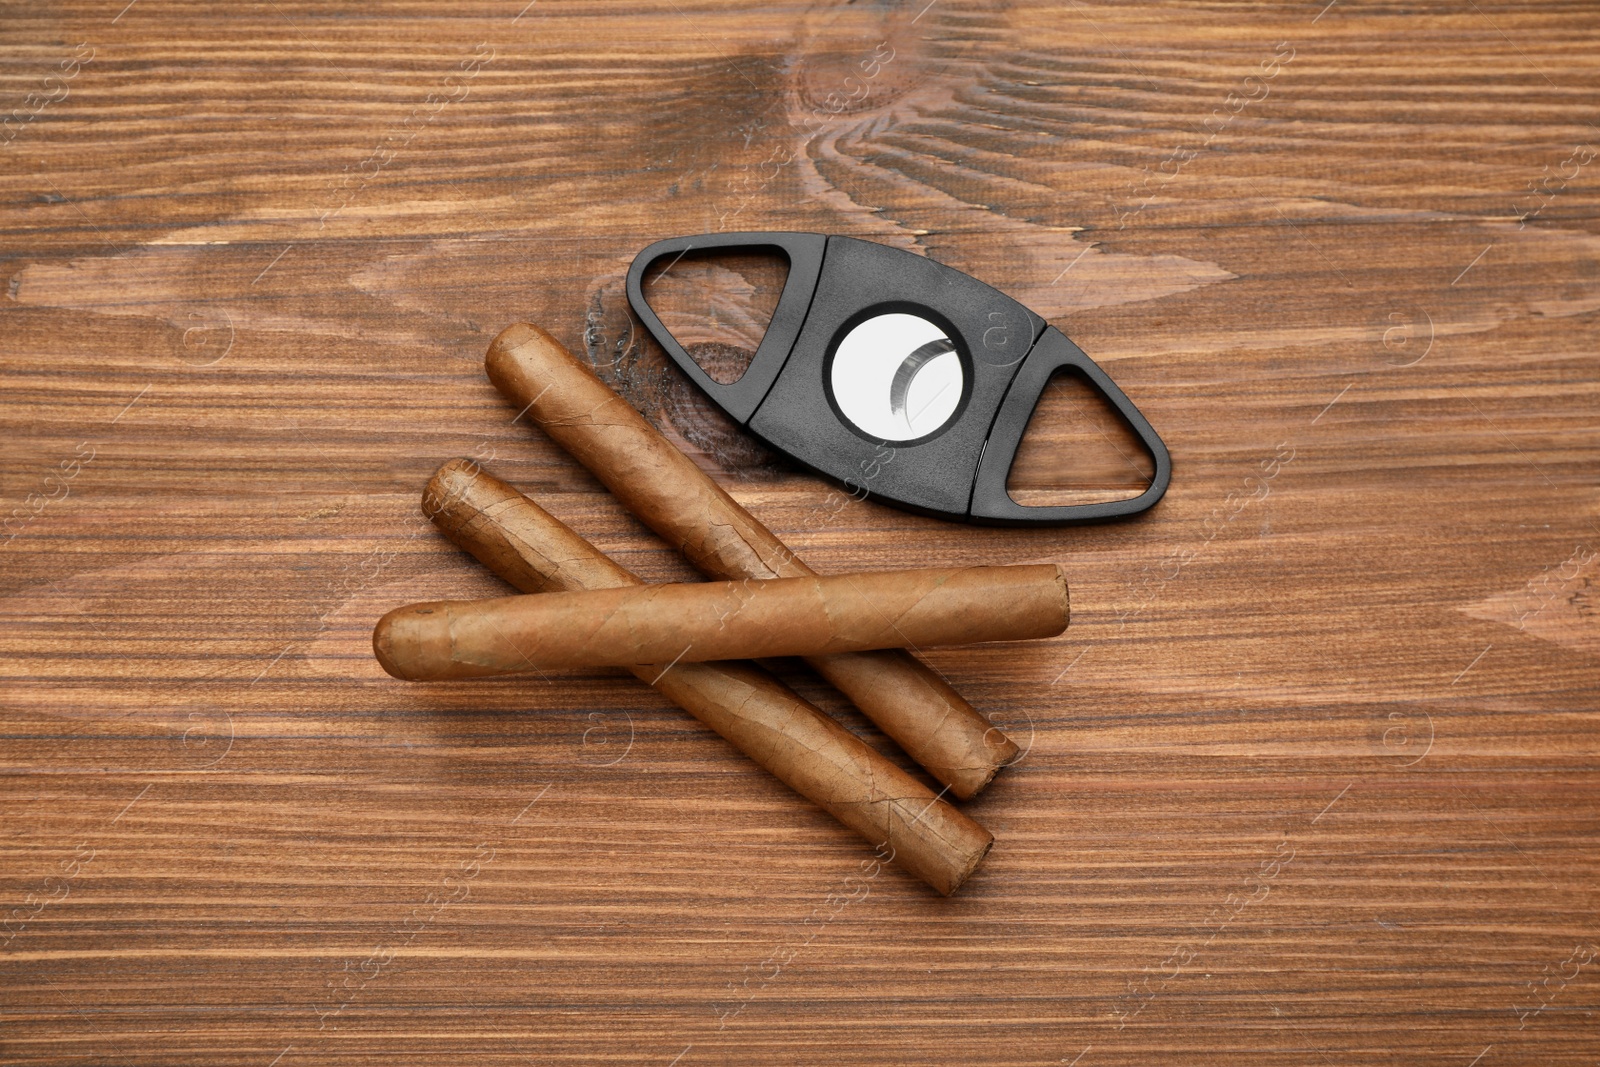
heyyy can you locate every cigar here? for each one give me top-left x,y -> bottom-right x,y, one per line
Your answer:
416,459 -> 994,895
374,564 -> 1068,680
486,322 -> 1025,798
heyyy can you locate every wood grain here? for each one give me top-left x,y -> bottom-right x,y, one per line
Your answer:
2,2 -> 1597,1065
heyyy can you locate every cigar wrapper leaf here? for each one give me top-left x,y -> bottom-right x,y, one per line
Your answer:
414,458 -> 994,896
374,564 -> 1068,680
485,322 -> 1024,798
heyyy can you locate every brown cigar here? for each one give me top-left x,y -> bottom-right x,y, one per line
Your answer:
486,322 -> 1024,798
374,564 -> 1068,680
416,459 -> 993,895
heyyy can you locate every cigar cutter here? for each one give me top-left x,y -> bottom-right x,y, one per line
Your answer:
626,232 -> 1170,525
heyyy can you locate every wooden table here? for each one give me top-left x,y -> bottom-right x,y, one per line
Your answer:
3,2 -> 1596,1063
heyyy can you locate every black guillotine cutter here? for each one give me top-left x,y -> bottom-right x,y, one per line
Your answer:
626,232 -> 1171,526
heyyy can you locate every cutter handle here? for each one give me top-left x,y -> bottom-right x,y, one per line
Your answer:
968,327 -> 1171,525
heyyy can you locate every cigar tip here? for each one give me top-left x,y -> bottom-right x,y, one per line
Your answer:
371,607 -> 408,680
422,458 -> 482,521
486,322 -> 560,384
434,456 -> 481,480
955,747 -> 1013,800
372,604 -> 447,681
1055,561 -> 1070,629
950,832 -> 996,895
